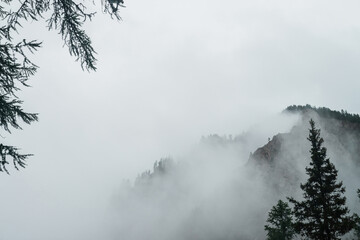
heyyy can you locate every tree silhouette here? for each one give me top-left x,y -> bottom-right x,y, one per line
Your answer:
288,119 -> 355,240
0,0 -> 124,173
265,200 -> 295,240
354,189 -> 360,239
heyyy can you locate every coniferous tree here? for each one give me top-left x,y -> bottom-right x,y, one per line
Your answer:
354,189 -> 360,240
265,200 -> 295,240
288,119 -> 355,240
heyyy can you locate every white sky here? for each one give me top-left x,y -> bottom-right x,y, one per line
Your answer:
1,0 -> 360,239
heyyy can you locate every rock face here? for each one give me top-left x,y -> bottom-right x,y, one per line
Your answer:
250,133 -> 284,165
250,106 -> 360,166
247,106 -> 360,194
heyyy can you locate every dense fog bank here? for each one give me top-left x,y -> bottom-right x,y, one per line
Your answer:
104,110 -> 360,240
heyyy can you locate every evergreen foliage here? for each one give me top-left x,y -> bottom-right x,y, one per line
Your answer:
285,105 -> 360,124
354,189 -> 360,240
288,119 -> 355,240
264,200 -> 295,240
135,158 -> 174,186
0,94 -> 38,173
0,0 -> 124,173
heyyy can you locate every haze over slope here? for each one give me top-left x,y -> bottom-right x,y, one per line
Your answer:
105,106 -> 360,240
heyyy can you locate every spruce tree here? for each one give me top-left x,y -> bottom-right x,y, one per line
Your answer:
265,200 -> 295,240
288,119 -> 354,240
354,189 -> 360,239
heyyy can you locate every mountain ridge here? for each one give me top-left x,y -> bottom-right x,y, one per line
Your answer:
250,105 -> 360,167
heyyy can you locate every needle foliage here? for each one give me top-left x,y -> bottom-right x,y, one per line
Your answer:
0,0 -> 124,173
288,119 -> 355,240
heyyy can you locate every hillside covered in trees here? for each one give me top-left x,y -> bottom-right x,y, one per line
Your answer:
285,105 -> 360,123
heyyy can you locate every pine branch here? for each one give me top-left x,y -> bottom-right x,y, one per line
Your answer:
102,0 -> 125,20
0,143 -> 31,174
0,40 -> 41,95
48,0 -> 97,71
0,0 -> 124,173
0,94 -> 38,132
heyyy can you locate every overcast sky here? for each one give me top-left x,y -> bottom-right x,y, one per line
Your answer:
1,0 -> 360,239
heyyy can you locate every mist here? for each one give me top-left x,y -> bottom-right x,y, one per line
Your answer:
101,111 -> 360,240
1,105 -> 360,240
0,110 -> 299,240
103,113 -> 301,240
1,0 -> 360,239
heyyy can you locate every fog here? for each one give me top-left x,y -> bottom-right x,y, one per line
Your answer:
1,106 -> 360,239
103,113 -> 301,240
1,0 -> 360,239
102,111 -> 360,240
0,110 -> 300,240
